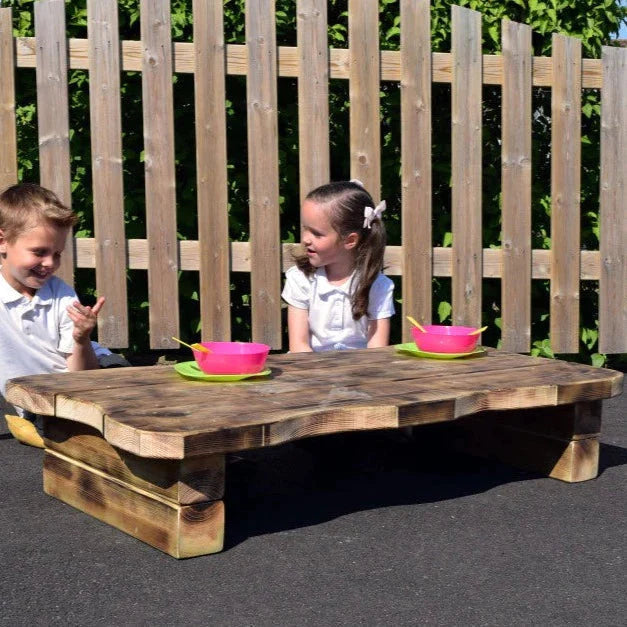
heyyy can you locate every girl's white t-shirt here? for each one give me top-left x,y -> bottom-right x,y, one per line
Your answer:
281,265 -> 395,352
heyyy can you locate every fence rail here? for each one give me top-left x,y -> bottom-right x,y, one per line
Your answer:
0,1 -> 624,354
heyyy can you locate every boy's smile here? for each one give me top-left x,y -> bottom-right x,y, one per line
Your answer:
0,222 -> 68,298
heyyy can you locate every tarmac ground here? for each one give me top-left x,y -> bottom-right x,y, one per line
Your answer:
1,393 -> 625,626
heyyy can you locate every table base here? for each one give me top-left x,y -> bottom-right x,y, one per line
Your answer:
41,401 -> 602,557
42,418 -> 225,558
443,401 -> 601,482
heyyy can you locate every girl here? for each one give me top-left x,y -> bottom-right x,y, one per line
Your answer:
282,180 -> 394,352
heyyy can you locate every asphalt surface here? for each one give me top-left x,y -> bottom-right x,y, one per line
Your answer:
1,393 -> 625,626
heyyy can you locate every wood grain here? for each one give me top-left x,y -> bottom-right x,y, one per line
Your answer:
140,0 -> 179,348
296,0 -> 330,203
0,8 -> 17,190
348,0 -> 381,197
44,450 -> 224,558
550,34 -> 581,353
44,417 -> 225,504
73,238 -> 604,280
501,20 -> 531,352
87,0 -> 128,348
451,6 -> 482,328
5,348 -> 621,459
599,46 -> 627,354
450,407 -> 600,483
246,0 -> 282,348
15,37 -> 605,88
34,0 -> 73,284
400,0 -> 432,340
193,0 -> 231,342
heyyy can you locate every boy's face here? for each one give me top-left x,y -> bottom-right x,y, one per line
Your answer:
0,222 -> 68,297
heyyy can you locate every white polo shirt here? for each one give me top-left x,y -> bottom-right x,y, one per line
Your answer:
0,272 -> 109,408
282,265 -> 395,352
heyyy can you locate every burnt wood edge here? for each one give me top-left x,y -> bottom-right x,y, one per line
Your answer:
7,369 -> 623,460
102,373 -> 623,459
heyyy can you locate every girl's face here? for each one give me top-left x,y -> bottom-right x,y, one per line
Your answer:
0,222 -> 68,297
300,200 -> 357,271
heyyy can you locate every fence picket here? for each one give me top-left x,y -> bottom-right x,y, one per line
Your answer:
140,0 -> 179,349
501,20 -> 532,353
297,0 -> 330,204
0,8 -> 17,191
550,34 -> 581,353
193,0 -> 231,342
599,46 -> 627,354
246,0 -> 282,348
348,0 -> 381,199
400,0 -> 432,339
87,0 -> 128,348
5,5 -> 624,355
34,0 -> 73,285
451,5 -> 482,328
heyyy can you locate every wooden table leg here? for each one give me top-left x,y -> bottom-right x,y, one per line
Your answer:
42,418 -> 225,558
447,401 -> 602,482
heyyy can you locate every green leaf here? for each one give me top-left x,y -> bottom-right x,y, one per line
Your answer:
437,301 -> 452,323
591,353 -> 606,367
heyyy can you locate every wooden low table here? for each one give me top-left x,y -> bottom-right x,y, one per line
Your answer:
6,347 -> 623,558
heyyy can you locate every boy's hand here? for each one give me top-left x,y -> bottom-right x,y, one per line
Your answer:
67,296 -> 105,344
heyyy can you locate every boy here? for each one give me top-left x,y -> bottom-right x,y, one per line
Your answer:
0,183 -> 122,447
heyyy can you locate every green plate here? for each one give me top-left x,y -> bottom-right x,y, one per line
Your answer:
395,343 -> 486,360
174,361 -> 272,381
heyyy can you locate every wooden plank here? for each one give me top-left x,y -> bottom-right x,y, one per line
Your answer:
44,417 -> 224,504
488,401 -> 602,442
87,0 -> 128,348
1,349 -> 543,418
550,34 -> 581,353
73,238 -> 604,281
140,0 -> 179,348
501,20 -> 532,352
193,0 -> 231,342
451,409 -> 599,483
34,0 -> 73,284
296,0 -> 330,203
5,348 -> 622,459
0,8 -> 17,190
599,46 -> 627,354
44,450 -> 224,557
40,363 -> 617,437
451,6 -> 482,328
348,0 -> 381,197
400,0 -> 432,340
15,38 -> 605,88
246,0 -> 282,348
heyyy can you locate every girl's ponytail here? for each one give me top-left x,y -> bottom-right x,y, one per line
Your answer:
351,213 -> 386,320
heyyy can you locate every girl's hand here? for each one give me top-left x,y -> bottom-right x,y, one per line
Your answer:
67,296 -> 106,344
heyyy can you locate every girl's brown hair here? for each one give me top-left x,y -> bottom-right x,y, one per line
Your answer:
0,183 -> 76,243
293,180 -> 387,320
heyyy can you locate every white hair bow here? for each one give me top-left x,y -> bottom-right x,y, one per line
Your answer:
363,200 -> 386,229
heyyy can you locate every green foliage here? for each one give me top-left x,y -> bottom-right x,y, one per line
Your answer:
5,0 -> 626,365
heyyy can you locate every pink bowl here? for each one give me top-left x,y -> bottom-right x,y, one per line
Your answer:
410,325 -> 480,354
193,341 -> 270,374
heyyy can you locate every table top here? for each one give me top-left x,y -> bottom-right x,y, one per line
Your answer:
6,347 -> 623,459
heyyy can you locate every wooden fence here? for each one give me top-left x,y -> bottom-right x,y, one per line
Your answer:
0,0 -> 624,354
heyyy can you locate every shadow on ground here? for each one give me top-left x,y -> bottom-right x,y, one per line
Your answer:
223,425 -> 627,550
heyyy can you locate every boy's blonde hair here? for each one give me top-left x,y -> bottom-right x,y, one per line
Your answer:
0,183 -> 77,243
